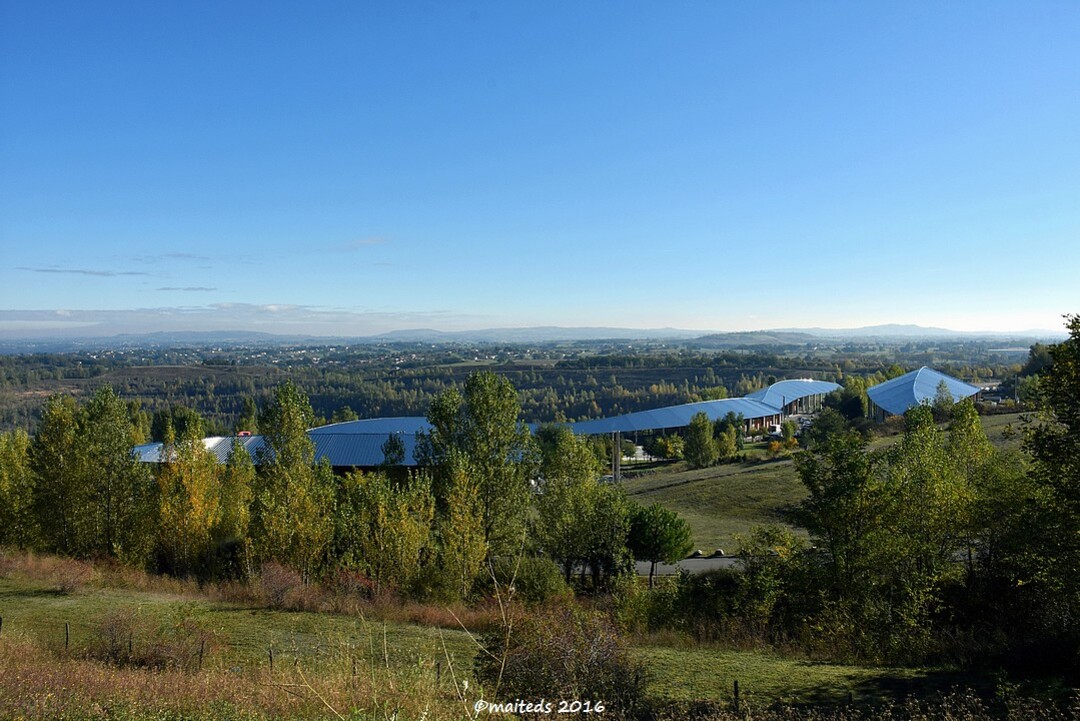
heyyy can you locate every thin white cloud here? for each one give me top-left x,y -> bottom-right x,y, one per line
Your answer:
18,266 -> 151,277
0,304 -> 490,338
324,237 -> 388,253
129,252 -> 212,264
157,287 -> 218,292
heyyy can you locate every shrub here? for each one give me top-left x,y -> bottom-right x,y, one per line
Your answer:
407,562 -> 459,604
332,567 -> 375,598
475,606 -> 648,720
257,562 -> 304,609
86,606 -> 217,670
612,574 -> 679,635
671,569 -> 742,640
487,556 -> 571,606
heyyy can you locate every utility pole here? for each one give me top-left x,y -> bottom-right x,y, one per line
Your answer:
611,431 -> 621,482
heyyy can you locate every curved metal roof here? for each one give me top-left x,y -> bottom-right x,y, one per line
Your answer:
569,397 -> 782,435
309,431 -> 421,466
134,422 -> 425,468
745,379 -> 841,409
133,435 -> 265,464
866,367 -> 980,416
308,417 -> 431,435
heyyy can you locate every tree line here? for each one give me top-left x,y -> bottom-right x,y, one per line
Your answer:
0,341 -> 1025,436
0,372 -> 692,603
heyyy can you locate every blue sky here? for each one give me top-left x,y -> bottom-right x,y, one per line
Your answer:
1,1 -> 1078,337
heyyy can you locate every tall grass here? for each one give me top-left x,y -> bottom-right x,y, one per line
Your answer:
2,548 -> 1075,720
0,623 -> 465,720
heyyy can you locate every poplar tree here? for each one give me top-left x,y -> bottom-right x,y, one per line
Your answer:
251,381 -> 334,580
31,389 -> 154,561
0,429 -> 34,547
535,425 -> 602,582
155,417 -> 220,577
438,460 -> 487,599
685,411 -> 717,468
418,371 -> 537,556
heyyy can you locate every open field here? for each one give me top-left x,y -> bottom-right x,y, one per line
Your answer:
622,459 -> 804,551
639,644 -> 981,706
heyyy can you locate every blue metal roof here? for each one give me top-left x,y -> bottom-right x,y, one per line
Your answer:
569,397 -> 782,435
134,424 -> 424,468
745,379 -> 841,409
132,435 -> 265,464
308,417 -> 431,435
866,367 -> 980,416
310,430 -> 421,466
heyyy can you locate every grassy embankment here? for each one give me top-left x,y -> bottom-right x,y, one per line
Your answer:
0,554 -> 989,720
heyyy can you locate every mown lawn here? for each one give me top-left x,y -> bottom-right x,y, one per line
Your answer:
634,643 -> 981,706
621,459 -> 806,550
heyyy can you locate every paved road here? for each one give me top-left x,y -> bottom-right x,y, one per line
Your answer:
635,557 -> 743,576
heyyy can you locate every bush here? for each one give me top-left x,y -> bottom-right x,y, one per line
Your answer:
488,556 -> 571,606
86,606 -> 217,670
611,574 -> 682,635
475,606 -> 649,720
407,562 -> 459,604
257,562 -> 305,609
671,569 -> 742,640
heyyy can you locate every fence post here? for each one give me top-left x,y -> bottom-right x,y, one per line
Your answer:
733,679 -> 740,712
199,639 -> 205,671
0,615 -> 4,637
65,622 -> 70,650
269,646 -> 274,671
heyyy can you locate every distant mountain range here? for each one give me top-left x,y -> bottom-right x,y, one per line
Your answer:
772,323 -> 1059,339
0,324 -> 1065,354
367,326 -> 703,343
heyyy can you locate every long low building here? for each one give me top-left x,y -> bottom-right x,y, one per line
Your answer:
569,397 -> 784,436
134,378 -> 842,470
569,378 -> 840,436
744,378 -> 839,414
134,416 -> 431,471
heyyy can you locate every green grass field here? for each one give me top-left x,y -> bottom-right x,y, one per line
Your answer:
0,568 -> 981,717
622,459 -> 805,551
636,644 -> 979,706
0,574 -> 476,676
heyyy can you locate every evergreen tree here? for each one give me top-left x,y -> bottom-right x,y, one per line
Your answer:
628,502 -> 694,588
